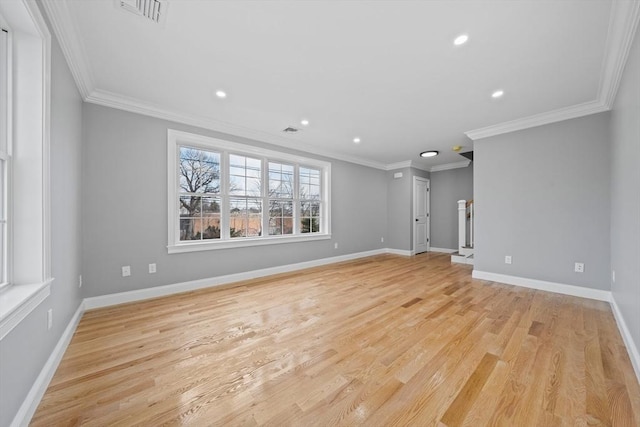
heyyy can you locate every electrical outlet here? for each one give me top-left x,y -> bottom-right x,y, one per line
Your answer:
334,242 -> 338,249
79,275 -> 82,288
505,255 -> 512,265
149,263 -> 157,274
47,309 -> 53,330
381,237 -> 384,243
574,262 -> 584,273
122,266 -> 131,277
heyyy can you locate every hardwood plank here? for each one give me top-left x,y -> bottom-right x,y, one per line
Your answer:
30,253 -> 640,426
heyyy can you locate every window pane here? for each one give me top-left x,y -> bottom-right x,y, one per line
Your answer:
300,201 -> 321,233
179,196 -> 220,241
180,218 -> 201,240
230,198 -> 262,238
229,154 -> 262,197
180,196 -> 201,216
268,162 -> 294,198
179,146 -> 220,194
269,200 -> 293,235
202,216 -> 221,240
299,167 -> 320,200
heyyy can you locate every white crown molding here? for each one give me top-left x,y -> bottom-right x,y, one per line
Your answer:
429,160 -> 471,172
86,88 -> 391,171
464,100 -> 608,141
598,0 -> 640,109
40,0 -> 94,99
385,160 -> 413,171
465,0 -> 640,142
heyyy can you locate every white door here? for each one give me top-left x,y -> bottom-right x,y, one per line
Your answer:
413,177 -> 430,254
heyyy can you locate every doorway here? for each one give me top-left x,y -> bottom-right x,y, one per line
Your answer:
413,176 -> 430,254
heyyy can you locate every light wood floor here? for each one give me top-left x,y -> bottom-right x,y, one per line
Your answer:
32,253 -> 640,426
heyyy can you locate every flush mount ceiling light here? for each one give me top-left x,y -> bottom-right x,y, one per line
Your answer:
301,119 -> 309,126
453,34 -> 469,46
420,150 -> 439,158
353,137 -> 361,144
491,89 -> 504,98
215,90 -> 227,99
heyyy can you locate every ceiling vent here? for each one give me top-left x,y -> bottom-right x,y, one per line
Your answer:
282,127 -> 300,133
116,0 -> 166,24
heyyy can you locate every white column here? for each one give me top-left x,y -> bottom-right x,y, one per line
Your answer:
469,201 -> 474,248
458,200 -> 466,252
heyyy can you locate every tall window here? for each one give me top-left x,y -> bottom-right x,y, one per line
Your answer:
178,147 -> 221,241
0,28 -> 9,290
168,130 -> 331,253
229,154 -> 262,238
268,162 -> 294,236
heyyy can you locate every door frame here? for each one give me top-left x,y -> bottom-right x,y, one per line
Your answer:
412,176 -> 430,254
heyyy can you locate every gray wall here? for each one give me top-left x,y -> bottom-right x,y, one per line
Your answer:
386,167 -> 430,252
0,24 -> 84,426
474,112 -> 611,290
81,104 -> 388,297
610,26 -> 640,365
430,164 -> 474,250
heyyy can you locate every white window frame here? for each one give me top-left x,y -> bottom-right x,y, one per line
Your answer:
167,129 -> 331,253
0,25 -> 11,291
0,0 -> 53,341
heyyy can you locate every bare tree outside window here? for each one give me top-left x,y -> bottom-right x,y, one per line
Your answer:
268,162 -> 294,235
179,147 -> 221,240
299,167 -> 321,233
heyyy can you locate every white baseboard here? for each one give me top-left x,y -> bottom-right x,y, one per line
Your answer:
11,301 -> 84,427
429,247 -> 456,254
471,270 -> 612,302
471,270 -> 639,385
85,249 -> 395,309
11,256 -> 640,427
610,297 -> 640,384
386,248 -> 414,257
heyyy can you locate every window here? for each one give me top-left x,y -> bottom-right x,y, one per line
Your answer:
0,1 -> 52,341
168,130 -> 331,253
0,27 -> 9,290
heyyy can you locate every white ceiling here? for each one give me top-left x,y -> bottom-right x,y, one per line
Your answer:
42,0 -> 639,170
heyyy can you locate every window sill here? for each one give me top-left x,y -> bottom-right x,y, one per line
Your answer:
168,233 -> 332,254
0,279 -> 53,341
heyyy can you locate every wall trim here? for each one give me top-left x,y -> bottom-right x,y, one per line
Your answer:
11,255 -> 640,425
385,161 -> 412,171
386,248 -> 414,257
10,300 -> 84,427
598,0 -> 640,109
0,281 -> 52,341
429,160 -> 471,172
39,0 -> 94,99
464,1 -> 640,142
85,89 -> 392,171
464,101 -> 608,141
471,270 -> 612,301
85,249 -> 412,309
610,296 -> 640,384
430,247 -> 456,254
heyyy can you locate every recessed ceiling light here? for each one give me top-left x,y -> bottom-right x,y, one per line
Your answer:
491,90 -> 504,98
454,34 -> 469,46
353,137 -> 361,144
215,90 -> 227,99
301,119 -> 309,126
420,150 -> 439,158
